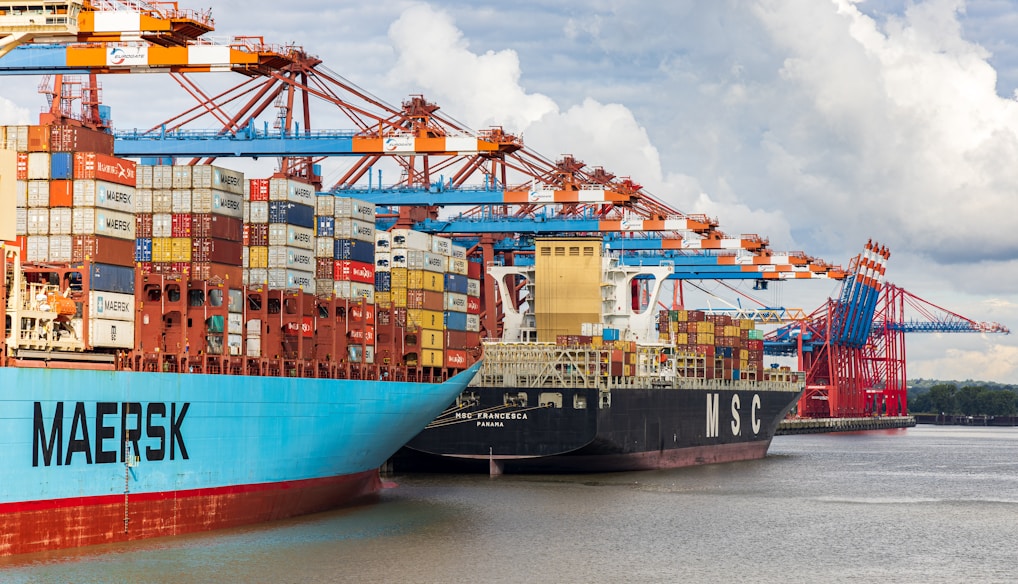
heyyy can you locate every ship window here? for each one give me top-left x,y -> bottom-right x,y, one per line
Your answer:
188,289 -> 204,307
283,298 -> 298,314
554,246 -> 565,256
208,289 -> 223,307
584,246 -> 595,257
146,286 -> 161,302
457,391 -> 479,408
539,392 -> 563,408
318,305 -> 329,318
573,394 -> 587,409
504,392 -> 527,407
247,294 -> 262,311
569,246 -> 579,256
267,298 -> 281,315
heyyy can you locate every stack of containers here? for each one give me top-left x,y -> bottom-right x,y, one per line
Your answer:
314,193 -> 336,297
243,177 -> 270,286
226,288 -> 244,356
443,242 -> 481,369
266,177 -> 315,290
391,228 -> 445,368
333,197 -> 377,364
4,123 -> 136,350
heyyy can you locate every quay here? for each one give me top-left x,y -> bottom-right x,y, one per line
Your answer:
777,416 -> 916,435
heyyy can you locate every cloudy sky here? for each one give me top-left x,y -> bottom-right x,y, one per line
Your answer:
2,0 -> 1016,383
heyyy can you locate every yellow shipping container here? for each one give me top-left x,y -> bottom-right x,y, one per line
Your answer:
675,333 -> 688,346
390,267 -> 408,288
740,319 -> 755,330
152,237 -> 173,262
408,308 -> 444,330
391,287 -> 407,308
697,321 -> 715,334
170,237 -> 191,262
674,310 -> 688,322
420,328 -> 444,350
248,245 -> 268,269
408,269 -> 444,292
374,291 -> 391,305
740,349 -> 749,360
421,349 -> 444,367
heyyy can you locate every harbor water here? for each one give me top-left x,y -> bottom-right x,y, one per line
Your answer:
2,425 -> 1016,583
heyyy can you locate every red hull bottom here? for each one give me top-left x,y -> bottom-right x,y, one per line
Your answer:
452,440 -> 775,474
0,470 -> 382,556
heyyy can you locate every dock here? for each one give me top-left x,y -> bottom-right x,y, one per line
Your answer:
777,416 -> 916,435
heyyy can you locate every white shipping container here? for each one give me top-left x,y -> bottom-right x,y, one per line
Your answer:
4,125 -> 28,151
445,292 -> 468,312
334,218 -> 375,242
375,231 -> 391,250
134,188 -> 153,213
375,252 -> 391,271
431,236 -> 452,256
246,336 -> 262,358
227,333 -> 243,356
333,280 -> 374,304
26,235 -> 48,262
245,268 -> 268,287
422,251 -> 446,273
171,189 -> 192,213
242,246 -> 249,267
72,180 -> 136,213
152,189 -> 173,213
447,257 -> 468,276
211,190 -> 244,218
267,224 -> 314,251
249,201 -> 269,223
467,278 -> 481,297
171,165 -> 192,188
268,177 -> 315,205
246,319 -> 262,337
88,290 -> 135,321
137,165 -> 153,189
268,268 -> 313,290
89,318 -> 135,349
315,194 -> 335,216
242,200 -> 250,223
16,207 -> 26,235
15,179 -> 27,208
390,229 -> 431,251
152,213 -> 172,237
27,152 -> 50,180
228,313 -> 243,334
334,197 -> 375,221
48,235 -> 72,262
466,314 -> 480,333
192,165 -> 245,196
267,245 -> 314,270
27,180 -> 48,207
450,244 -> 467,260
49,207 -> 72,235
72,208 -> 136,240
315,236 -> 334,258
27,208 -> 49,235
315,279 -> 333,297
390,249 -> 409,269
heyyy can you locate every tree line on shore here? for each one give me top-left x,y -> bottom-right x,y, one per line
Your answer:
908,383 -> 1018,417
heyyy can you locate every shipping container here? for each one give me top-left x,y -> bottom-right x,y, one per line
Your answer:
467,260 -> 483,279
249,201 -> 269,223
466,313 -> 480,333
248,178 -> 269,202
450,244 -> 467,260
332,280 -> 374,303
26,208 -> 48,235
333,218 -> 375,242
88,318 -> 135,349
375,231 -> 391,250
466,296 -> 481,315
466,278 -> 481,297
72,152 -> 136,187
374,270 -> 391,292
445,349 -> 468,369
27,153 -> 50,180
48,207 -> 72,235
408,269 -> 445,293
170,237 -> 191,262
315,235 -> 333,257
334,197 -> 375,221
267,201 -> 314,228
171,213 -> 192,237
152,237 -> 173,262
390,229 -> 431,250
192,213 -> 243,241
47,235 -> 72,262
407,289 -> 444,312
88,290 -> 135,321
50,152 -> 73,179
419,328 -> 444,350
267,245 -> 314,270
268,177 -> 315,206
267,268 -> 314,290
193,165 -> 245,196
246,336 -> 262,358
134,238 -> 153,262
247,246 -> 268,268
247,222 -> 269,247
408,309 -> 444,330
333,238 -> 374,263
171,189 -> 192,213
191,237 -> 243,265
71,208 -> 135,241
315,194 -> 335,216
25,235 -> 48,262
316,215 -> 335,237
447,256 -> 468,275
71,180 -> 136,213
333,259 -> 374,284
431,236 -> 452,256
267,223 -> 314,251
445,311 -> 468,332
171,165 -> 192,188
444,273 -> 469,294
50,126 -> 114,155
88,262 -> 136,294
47,179 -> 73,207
375,252 -> 391,271
444,292 -> 468,313
152,189 -> 173,213
420,349 -> 444,368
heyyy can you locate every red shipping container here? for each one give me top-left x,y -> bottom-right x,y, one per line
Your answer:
138,262 -> 155,274
407,289 -> 444,311
16,152 -> 28,180
445,349 -> 468,369
242,224 -> 249,246
333,260 -> 374,284
445,330 -> 469,350
50,125 -> 114,155
48,179 -> 73,207
72,235 -> 135,266
349,303 -> 375,325
348,325 -> 375,345
191,237 -> 243,265
135,214 -> 154,238
192,213 -> 243,241
190,262 -> 242,283
27,125 -> 50,152
171,213 -> 192,238
72,152 -> 137,187
467,260 -> 482,279
465,332 -> 481,348
8,236 -> 29,259
248,178 -> 270,202
284,317 -> 314,338
466,296 -> 481,315
247,223 -> 269,247
315,257 -> 333,279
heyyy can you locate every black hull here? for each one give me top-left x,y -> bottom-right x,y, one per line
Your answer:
399,382 -> 803,473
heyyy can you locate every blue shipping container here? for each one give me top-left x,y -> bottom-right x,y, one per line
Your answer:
333,238 -> 375,263
445,311 -> 468,332
89,263 -> 135,294
50,152 -> 73,180
374,271 -> 391,292
444,273 -> 469,295
268,202 -> 314,229
602,328 -> 620,341
134,238 -> 153,262
316,216 -> 335,237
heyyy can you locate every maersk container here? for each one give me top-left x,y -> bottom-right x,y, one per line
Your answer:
196,165 -> 245,196
72,180 -> 136,213
267,246 -> 314,270
333,280 -> 374,304
210,190 -> 244,219
316,215 -> 335,237
466,313 -> 480,333
334,218 -> 375,242
390,228 -> 430,250
444,273 -> 469,295
267,224 -> 314,251
334,197 -> 375,221
88,263 -> 135,294
422,252 -> 445,273
466,278 -> 481,297
72,208 -> 136,241
134,238 -> 153,262
445,311 -> 468,332
450,244 -> 467,260
447,257 -> 468,276
269,177 -> 315,206
431,236 -> 452,256
88,318 -> 135,349
445,292 -> 468,313
268,268 -> 313,290
88,290 -> 135,321
267,201 -> 314,229
50,152 -> 73,179
333,238 -> 374,263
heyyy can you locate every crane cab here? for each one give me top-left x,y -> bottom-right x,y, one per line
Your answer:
0,0 -> 82,35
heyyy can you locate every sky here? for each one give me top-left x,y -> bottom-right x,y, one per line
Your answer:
1,0 -> 1016,384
